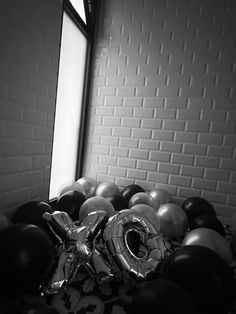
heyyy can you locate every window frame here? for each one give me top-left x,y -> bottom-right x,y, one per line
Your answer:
49,0 -> 98,204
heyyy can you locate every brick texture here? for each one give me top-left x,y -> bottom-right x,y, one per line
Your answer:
0,0 -> 62,215
84,0 -> 236,217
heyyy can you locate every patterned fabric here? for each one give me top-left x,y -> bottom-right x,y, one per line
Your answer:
45,267 -> 136,314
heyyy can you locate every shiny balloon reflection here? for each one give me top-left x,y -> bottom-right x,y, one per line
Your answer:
79,196 -> 115,222
129,192 -> 156,209
149,188 -> 172,208
42,207 -> 169,294
96,182 -> 120,199
156,203 -> 189,239
182,227 -> 233,266
76,177 -> 97,199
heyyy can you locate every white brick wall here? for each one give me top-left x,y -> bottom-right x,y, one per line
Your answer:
84,0 -> 236,217
0,0 -> 62,216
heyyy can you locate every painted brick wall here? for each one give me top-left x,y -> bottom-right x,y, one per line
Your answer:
83,0 -> 236,217
0,1 -> 62,216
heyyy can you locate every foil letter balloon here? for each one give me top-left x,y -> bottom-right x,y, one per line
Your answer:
103,209 -> 170,279
42,208 -> 170,294
42,210 -> 111,294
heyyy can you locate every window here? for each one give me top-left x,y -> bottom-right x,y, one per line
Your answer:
69,0 -> 86,23
49,0 -> 97,200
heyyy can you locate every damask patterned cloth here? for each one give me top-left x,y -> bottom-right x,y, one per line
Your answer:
45,266 -> 136,314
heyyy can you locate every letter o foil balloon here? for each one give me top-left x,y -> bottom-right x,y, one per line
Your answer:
156,203 -> 189,239
103,209 -> 169,280
182,227 -> 233,266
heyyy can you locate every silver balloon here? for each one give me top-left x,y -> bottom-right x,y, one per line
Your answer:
96,181 -> 120,198
42,207 -> 171,294
149,188 -> 172,208
103,209 -> 169,280
128,192 -> 156,210
77,177 -> 97,199
79,196 -> 115,222
156,203 -> 189,239
130,204 -> 160,232
42,210 -> 111,294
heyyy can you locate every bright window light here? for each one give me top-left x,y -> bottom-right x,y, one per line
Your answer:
70,0 -> 86,24
49,11 -> 87,200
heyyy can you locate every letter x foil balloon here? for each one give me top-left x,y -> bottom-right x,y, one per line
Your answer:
41,210 -> 117,294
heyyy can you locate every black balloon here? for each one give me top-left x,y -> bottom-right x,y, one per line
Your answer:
182,197 -> 216,222
121,184 -> 145,203
190,214 -> 225,237
107,193 -> 128,211
130,278 -> 201,314
56,190 -> 86,221
11,201 -> 53,233
0,223 -> 55,299
7,302 -> 58,314
158,245 -> 235,314
0,214 -> 11,230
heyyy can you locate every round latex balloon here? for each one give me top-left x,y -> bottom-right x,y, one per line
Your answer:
58,181 -> 84,197
231,230 -> 236,257
128,192 -> 156,209
0,223 -> 55,298
79,196 -> 115,222
190,214 -> 225,237
156,203 -> 189,238
121,184 -> 145,203
8,303 -> 58,314
229,212 -> 236,234
107,193 -> 128,211
182,197 -> 216,222
149,188 -> 172,209
182,228 -> 232,266
11,201 -> 53,233
76,176 -> 97,199
0,214 -> 11,230
56,190 -> 86,221
130,278 -> 201,314
158,245 -> 235,314
130,204 -> 160,232
96,181 -> 120,198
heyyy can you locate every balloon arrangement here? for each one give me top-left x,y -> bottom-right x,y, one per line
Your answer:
0,178 -> 236,314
